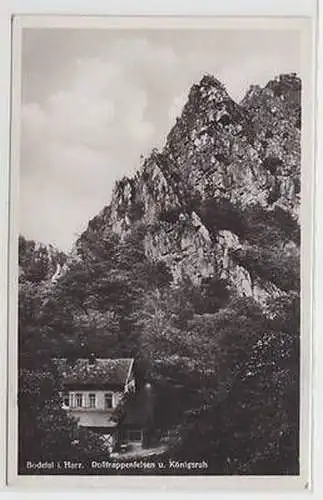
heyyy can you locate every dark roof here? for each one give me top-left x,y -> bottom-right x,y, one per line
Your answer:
54,358 -> 134,389
122,384 -> 155,428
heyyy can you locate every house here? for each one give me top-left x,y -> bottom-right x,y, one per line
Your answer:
55,356 -> 154,451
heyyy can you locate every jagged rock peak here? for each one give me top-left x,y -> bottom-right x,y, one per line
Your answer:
184,73 -> 232,112
195,73 -> 228,94
241,73 -> 301,114
75,72 -> 301,302
265,73 -> 301,93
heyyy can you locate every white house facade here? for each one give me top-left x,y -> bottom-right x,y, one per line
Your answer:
56,357 -> 135,431
55,356 -> 154,451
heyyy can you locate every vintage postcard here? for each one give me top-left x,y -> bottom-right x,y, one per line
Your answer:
6,14 -> 315,490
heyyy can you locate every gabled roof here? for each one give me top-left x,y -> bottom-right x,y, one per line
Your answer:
54,358 -> 134,390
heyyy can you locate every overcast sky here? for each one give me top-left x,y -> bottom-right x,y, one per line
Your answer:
20,28 -> 302,251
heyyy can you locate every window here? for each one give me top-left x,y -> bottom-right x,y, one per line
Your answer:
62,393 -> 69,407
104,393 -> 113,409
127,430 -> 142,442
89,393 -> 96,408
75,393 -> 83,408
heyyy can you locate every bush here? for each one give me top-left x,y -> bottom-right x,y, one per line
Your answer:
241,204 -> 300,247
230,246 -> 299,292
218,114 -> 231,127
192,276 -> 231,314
128,201 -> 145,222
88,216 -> 101,231
198,198 -> 245,237
159,206 -> 182,224
263,156 -> 283,174
146,261 -> 173,289
214,153 -> 231,166
273,206 -> 300,246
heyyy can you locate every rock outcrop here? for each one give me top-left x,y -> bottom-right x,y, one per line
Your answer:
78,73 -> 301,305
19,235 -> 68,284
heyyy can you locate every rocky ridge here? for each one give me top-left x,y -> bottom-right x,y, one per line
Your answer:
77,73 -> 301,305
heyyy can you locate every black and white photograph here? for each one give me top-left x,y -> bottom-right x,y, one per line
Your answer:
11,16 -> 313,483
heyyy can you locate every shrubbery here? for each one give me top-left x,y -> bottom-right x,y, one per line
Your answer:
230,245 -> 299,292
198,197 -> 245,237
241,204 -> 300,247
262,156 -> 283,174
159,206 -> 183,224
128,201 -> 145,222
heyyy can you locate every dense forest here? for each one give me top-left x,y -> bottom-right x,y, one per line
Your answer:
19,73 -> 301,475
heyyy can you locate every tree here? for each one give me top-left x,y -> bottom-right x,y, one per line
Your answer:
18,366 -> 76,468
167,296 -> 299,475
19,365 -> 108,472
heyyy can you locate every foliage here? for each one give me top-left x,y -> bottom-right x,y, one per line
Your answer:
241,204 -> 300,247
19,235 -> 66,284
19,222 -> 300,474
19,366 -> 75,467
262,156 -> 283,175
18,365 -> 107,471
128,200 -> 145,222
230,245 -> 299,292
166,295 -> 299,475
159,206 -> 183,224
191,276 -> 231,314
198,197 -> 245,237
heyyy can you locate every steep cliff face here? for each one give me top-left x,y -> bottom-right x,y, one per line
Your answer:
241,73 -> 301,216
80,73 -> 301,304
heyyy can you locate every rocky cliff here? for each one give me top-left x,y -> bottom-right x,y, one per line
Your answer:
77,73 -> 301,305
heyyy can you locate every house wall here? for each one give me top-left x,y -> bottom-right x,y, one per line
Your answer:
70,409 -> 117,428
60,361 -> 137,434
124,370 -> 136,393
62,390 -> 123,428
63,390 -> 123,410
